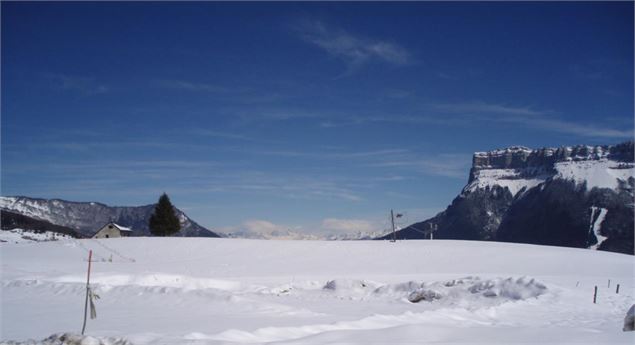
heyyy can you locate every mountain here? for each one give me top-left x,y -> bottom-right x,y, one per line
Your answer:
325,231 -> 387,241
0,196 -> 219,238
1,210 -> 81,238
380,142 -> 634,255
221,229 -> 322,240
221,229 -> 384,241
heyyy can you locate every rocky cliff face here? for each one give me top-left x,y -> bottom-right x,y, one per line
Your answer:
470,143 -> 631,172
0,196 -> 219,238
383,142 -> 634,255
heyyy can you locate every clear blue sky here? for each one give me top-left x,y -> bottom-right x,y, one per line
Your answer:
2,2 -> 633,235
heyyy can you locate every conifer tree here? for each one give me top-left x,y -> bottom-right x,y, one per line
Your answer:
149,193 -> 181,236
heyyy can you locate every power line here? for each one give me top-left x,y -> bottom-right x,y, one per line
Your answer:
90,238 -> 136,263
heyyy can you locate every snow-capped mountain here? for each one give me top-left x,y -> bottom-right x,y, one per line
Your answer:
0,196 -> 219,238
325,231 -> 386,241
221,229 -> 384,241
382,142 -> 634,254
1,209 -> 81,238
220,228 -> 321,240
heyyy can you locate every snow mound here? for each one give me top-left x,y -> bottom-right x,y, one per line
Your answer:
2,333 -> 131,345
320,279 -> 383,300
300,277 -> 547,304
407,288 -> 442,303
467,276 -> 547,299
323,279 -> 378,292
52,273 -> 242,292
378,276 -> 547,303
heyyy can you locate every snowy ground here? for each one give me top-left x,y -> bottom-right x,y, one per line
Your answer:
1,237 -> 633,344
0,229 -> 75,244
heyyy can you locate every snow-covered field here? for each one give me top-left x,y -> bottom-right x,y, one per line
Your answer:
0,229 -> 75,244
1,237 -> 633,344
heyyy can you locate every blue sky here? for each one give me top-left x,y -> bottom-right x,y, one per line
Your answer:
2,2 -> 633,235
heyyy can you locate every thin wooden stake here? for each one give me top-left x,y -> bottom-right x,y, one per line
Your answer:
608,279 -> 611,288
390,209 -> 396,243
575,281 -> 579,287
593,285 -> 597,304
81,250 -> 93,335
616,284 -> 620,294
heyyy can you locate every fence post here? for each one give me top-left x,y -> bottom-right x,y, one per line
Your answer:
593,286 -> 597,304
81,250 -> 93,335
616,284 -> 620,294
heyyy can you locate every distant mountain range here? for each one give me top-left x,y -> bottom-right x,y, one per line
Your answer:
0,196 -> 219,238
219,229 -> 384,241
379,142 -> 634,255
3,142 -> 633,251
0,195 -> 382,240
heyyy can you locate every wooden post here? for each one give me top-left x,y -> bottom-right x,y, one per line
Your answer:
390,209 -> 396,243
616,284 -> 620,294
608,279 -> 611,288
593,286 -> 597,304
81,250 -> 93,335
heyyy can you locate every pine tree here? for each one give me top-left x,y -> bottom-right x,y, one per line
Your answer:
149,193 -> 181,236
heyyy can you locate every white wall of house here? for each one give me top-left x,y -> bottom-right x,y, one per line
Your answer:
93,223 -> 126,239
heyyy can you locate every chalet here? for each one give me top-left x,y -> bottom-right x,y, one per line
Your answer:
92,222 -> 133,239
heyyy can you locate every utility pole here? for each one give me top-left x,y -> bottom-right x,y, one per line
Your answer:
390,209 -> 396,242
81,250 -> 93,335
430,223 -> 437,240
389,210 -> 403,242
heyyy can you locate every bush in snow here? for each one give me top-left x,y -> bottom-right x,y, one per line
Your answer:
407,288 -> 442,303
323,279 -> 370,291
624,304 -> 635,332
468,277 -> 546,300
